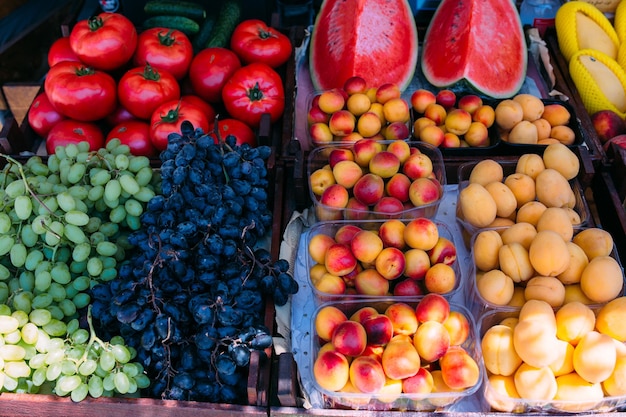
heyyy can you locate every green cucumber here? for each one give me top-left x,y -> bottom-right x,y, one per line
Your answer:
144,0 -> 206,21
193,15 -> 217,53
205,0 -> 241,49
142,15 -> 200,37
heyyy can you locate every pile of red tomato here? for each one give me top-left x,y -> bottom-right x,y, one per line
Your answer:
27,12 -> 292,157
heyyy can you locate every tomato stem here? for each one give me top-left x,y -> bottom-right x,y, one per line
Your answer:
88,16 -> 104,31
258,28 -> 275,40
158,29 -> 177,47
141,63 -> 161,81
247,83 -> 265,102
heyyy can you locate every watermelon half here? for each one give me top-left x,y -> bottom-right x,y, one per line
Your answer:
421,0 -> 528,99
309,0 -> 418,91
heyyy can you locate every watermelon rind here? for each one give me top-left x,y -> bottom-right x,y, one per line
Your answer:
421,0 -> 528,99
309,0 -> 418,91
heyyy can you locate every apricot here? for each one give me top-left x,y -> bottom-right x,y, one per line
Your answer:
459,183 -> 497,228
513,93 -> 544,121
563,284 -> 595,305
499,242 -> 535,283
515,153 -> 545,180
500,222 -> 537,250
542,143 -> 580,180
549,339 -> 575,377
350,230 -> 383,264
572,228 -> 614,260
513,319 -> 560,368
507,120 -> 538,144
486,374 -> 521,412
514,362 -> 557,400
468,159 -> 503,186
596,297 -> 626,342
550,125 -> 577,146
402,367 -> 434,394
516,201 -> 547,226
313,350 -> 350,391
554,372 -> 604,409
477,269 -> 514,306
384,302 -> 418,336
518,299 -> 557,327
438,345 -> 480,390
315,305 -> 348,342
573,330 -> 617,384
580,256 -> 623,303
349,355 -> 386,393
472,104 -> 496,127
443,311 -> 470,346
424,263 -> 456,294
532,118 -> 553,141
481,324 -> 523,376
556,242 -> 589,285
524,276 -> 566,307
542,103 -> 571,126
381,338 -> 421,380
484,181 -> 517,218
473,229 -> 503,271
555,301 -> 596,345
603,356 -> 626,396
534,169 -> 573,208
508,287 -> 526,307
528,230 -> 570,277
536,207 -> 574,242
445,108 -> 472,135
354,269 -> 389,296
503,173 -> 536,208
495,99 -> 524,130
413,321 -> 451,363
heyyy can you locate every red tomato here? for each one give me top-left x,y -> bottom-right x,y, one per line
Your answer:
117,64 -> 181,120
150,100 -> 210,151
44,61 -> 117,121
230,20 -> 292,68
133,27 -> 193,80
208,118 -> 257,147
69,12 -> 137,71
221,63 -> 285,128
46,120 -> 104,154
47,37 -> 80,68
106,104 -> 137,127
188,47 -> 241,103
27,92 -> 66,137
106,120 -> 157,157
181,95 -> 217,124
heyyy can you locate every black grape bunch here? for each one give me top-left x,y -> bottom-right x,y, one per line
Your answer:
90,121 -> 298,403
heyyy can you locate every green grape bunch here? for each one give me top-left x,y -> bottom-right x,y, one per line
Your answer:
0,303 -> 149,401
0,140 -> 160,322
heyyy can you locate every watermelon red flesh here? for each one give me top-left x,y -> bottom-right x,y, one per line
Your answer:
421,0 -> 527,99
309,0 -> 418,91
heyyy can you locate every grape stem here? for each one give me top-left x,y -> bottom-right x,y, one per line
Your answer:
0,154 -> 60,218
81,304 -> 108,364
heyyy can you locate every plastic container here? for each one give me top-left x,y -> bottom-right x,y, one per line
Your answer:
308,140 -> 446,222
303,219 -> 463,305
466,226 -> 626,317
478,306 -> 626,413
455,159 -> 592,246
310,298 -> 483,411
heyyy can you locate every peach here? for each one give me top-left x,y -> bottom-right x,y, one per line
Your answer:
403,248 -> 431,280
356,111 -> 383,137
424,263 -> 456,294
344,197 -> 370,220
382,121 -> 410,140
307,104 -> 330,125
435,89 -> 456,110
329,110 -> 356,137
457,94 -> 483,115
383,97 -> 410,123
393,279 -> 424,296
573,330 -> 617,384
334,224 -> 363,245
308,233 -> 337,265
514,362 -> 557,400
319,183 -> 349,209
350,230 -> 384,264
384,173 -> 411,203
332,320 -> 367,356
352,173 -> 385,206
415,293 -> 450,323
353,138 -> 384,167
402,152 -> 434,180
443,311 -> 470,346
343,76 -> 368,95
411,89 -> 437,114
384,302 -> 419,335
413,320 -> 451,362
481,324 -> 522,376
309,122 -> 334,145
350,306 -> 379,323
328,148 -> 355,168
428,236 -> 457,266
313,272 -> 346,294
413,116 -> 437,139
354,268 -> 390,296
445,108 -> 472,135
385,140 -> 412,164
349,355 -> 386,393
378,219 -> 406,249
315,305 -> 348,342
464,121 -> 490,147
419,124 -> 445,147
369,151 -> 401,179
403,217 -> 439,251
381,338 -> 421,380
409,177 -> 441,207
591,109 -> 626,143
373,196 -> 405,215
472,104 -> 496,127
542,103 -> 571,126
313,350 -> 350,391
438,345 -> 480,390
362,314 -> 394,346
424,102 -> 447,125
375,82 -> 401,104
332,160 -> 363,189
309,167 -> 336,196
375,247 -> 406,280
402,367 -> 434,394
324,243 -> 357,276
